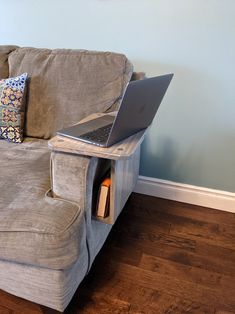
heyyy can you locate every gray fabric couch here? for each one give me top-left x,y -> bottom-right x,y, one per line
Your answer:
0,46 -> 136,311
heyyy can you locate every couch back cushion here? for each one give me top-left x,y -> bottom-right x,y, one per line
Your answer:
8,47 -> 133,139
0,46 -> 18,79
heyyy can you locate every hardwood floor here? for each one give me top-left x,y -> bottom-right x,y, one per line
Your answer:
0,193 -> 235,313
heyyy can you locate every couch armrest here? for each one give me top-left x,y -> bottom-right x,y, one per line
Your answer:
50,144 -> 141,225
49,112 -> 146,224
51,151 -> 98,209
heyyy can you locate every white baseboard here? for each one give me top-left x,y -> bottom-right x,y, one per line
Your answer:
134,176 -> 235,213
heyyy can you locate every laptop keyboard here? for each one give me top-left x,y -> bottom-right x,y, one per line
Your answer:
79,124 -> 113,144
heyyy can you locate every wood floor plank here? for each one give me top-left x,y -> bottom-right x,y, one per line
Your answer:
114,232 -> 235,276
67,290 -> 131,314
0,304 -> 13,314
82,276 -> 215,314
123,202 -> 235,250
139,253 -> 235,291
195,241 -> 235,264
114,221 -> 197,252
169,216 -> 235,250
80,284 -> 155,312
100,245 -> 143,267
127,193 -> 235,226
215,311 -> 235,314
0,290 -> 42,314
128,293 -> 215,314
87,260 -> 235,312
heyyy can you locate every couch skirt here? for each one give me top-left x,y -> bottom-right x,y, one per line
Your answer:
0,248 -> 89,311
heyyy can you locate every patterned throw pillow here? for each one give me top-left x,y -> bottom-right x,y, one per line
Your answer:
0,73 -> 28,143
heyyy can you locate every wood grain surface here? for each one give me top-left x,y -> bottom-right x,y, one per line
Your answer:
0,194 -> 234,313
49,131 -> 145,160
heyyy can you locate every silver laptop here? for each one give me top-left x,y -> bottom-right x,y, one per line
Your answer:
57,74 -> 173,147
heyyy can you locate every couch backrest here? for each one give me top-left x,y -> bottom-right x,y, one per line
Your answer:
8,47 -> 133,139
0,45 -> 18,79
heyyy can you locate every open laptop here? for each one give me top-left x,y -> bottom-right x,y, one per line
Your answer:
57,74 -> 173,147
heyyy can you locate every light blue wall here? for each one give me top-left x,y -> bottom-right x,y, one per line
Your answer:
1,0 -> 235,192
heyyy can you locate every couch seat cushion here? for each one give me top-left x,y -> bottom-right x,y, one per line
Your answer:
0,138 -> 86,269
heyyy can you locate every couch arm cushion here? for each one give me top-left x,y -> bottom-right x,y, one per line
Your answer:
51,151 -> 98,208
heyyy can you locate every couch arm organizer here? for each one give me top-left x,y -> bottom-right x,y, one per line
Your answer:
0,45 -> 146,311
49,113 -> 146,225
